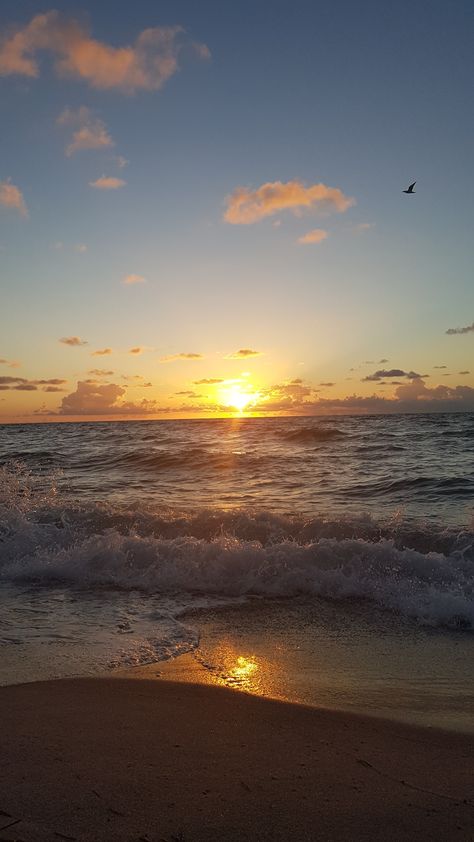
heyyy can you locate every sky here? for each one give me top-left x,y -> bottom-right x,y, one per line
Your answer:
0,0 -> 473,421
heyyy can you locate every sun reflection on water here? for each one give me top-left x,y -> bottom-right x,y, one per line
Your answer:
217,654 -> 261,692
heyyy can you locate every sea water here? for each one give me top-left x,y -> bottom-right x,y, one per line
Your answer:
0,414 -> 473,729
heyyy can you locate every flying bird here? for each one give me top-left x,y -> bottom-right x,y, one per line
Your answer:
403,181 -> 416,194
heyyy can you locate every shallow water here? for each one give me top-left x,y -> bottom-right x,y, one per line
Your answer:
0,415 -> 473,728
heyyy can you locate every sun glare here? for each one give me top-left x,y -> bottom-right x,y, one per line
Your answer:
220,384 -> 260,412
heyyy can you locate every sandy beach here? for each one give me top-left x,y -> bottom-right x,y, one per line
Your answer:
0,659 -> 473,842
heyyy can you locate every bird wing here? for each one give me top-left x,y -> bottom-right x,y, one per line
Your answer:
408,181 -> 416,191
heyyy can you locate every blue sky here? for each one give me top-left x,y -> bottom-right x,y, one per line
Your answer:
0,1 -> 473,419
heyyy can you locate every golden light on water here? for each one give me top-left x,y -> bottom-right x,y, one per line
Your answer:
217,654 -> 260,692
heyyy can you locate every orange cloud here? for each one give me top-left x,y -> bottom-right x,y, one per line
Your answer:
89,175 -> 126,190
0,11 -> 209,93
88,369 -> 114,377
57,106 -> 114,156
123,273 -> 146,285
129,347 -> 144,355
224,180 -> 354,224
0,179 -> 28,217
225,349 -> 262,359
297,228 -> 328,245
193,378 -> 223,385
160,353 -> 203,362
59,336 -> 88,347
92,347 -> 112,356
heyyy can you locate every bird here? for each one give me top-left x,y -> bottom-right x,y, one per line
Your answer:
403,181 -> 416,194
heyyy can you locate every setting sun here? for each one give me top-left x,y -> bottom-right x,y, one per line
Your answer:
220,384 -> 260,412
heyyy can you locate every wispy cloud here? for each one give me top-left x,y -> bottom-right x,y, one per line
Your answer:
363,368 -> 423,382
57,106 -> 114,156
0,179 -> 28,217
92,347 -> 112,356
297,228 -> 328,245
352,222 -> 375,234
0,376 -> 67,392
88,369 -> 114,377
446,322 -> 474,335
224,180 -> 354,225
0,10 -> 210,93
59,336 -> 88,347
225,349 -> 262,359
89,175 -> 126,190
193,378 -> 223,385
0,358 -> 20,368
129,347 -> 145,355
123,273 -> 146,285
160,353 -> 204,362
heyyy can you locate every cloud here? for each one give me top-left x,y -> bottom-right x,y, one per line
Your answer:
0,179 -> 28,217
459,371 -> 470,375
0,358 -> 20,368
0,376 -> 67,392
319,382 -> 335,387
88,369 -> 114,376
115,156 -> 128,169
352,222 -> 375,233
160,353 -> 204,362
192,378 -> 223,385
57,106 -> 114,156
0,10 -> 210,93
59,336 -> 88,347
92,348 -> 112,356
433,365 -> 447,369
225,349 -> 261,359
224,180 -> 354,225
123,273 -> 146,285
74,243 -> 87,253
378,358 -> 389,364
59,380 -> 163,415
297,228 -> 329,245
175,390 -> 203,397
446,322 -> 474,335
129,347 -> 144,355
363,368 -> 422,382
89,175 -> 126,190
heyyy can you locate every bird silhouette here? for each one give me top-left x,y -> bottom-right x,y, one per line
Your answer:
403,181 -> 416,194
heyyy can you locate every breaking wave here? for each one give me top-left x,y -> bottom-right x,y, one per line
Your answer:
1,464 -> 473,631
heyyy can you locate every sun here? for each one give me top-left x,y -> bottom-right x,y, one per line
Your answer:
219,383 -> 260,413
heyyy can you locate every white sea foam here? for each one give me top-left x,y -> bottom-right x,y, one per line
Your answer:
1,465 -> 472,631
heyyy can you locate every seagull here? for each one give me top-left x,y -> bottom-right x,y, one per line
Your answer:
403,181 -> 416,194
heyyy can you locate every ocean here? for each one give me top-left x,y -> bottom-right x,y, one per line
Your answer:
1,414 -> 473,730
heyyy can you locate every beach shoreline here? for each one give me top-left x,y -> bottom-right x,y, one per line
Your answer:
1,666 -> 473,841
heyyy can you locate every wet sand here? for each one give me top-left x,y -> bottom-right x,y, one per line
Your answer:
0,662 -> 473,841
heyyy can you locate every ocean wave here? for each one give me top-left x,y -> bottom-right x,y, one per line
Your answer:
276,426 -> 345,443
1,465 -> 473,631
